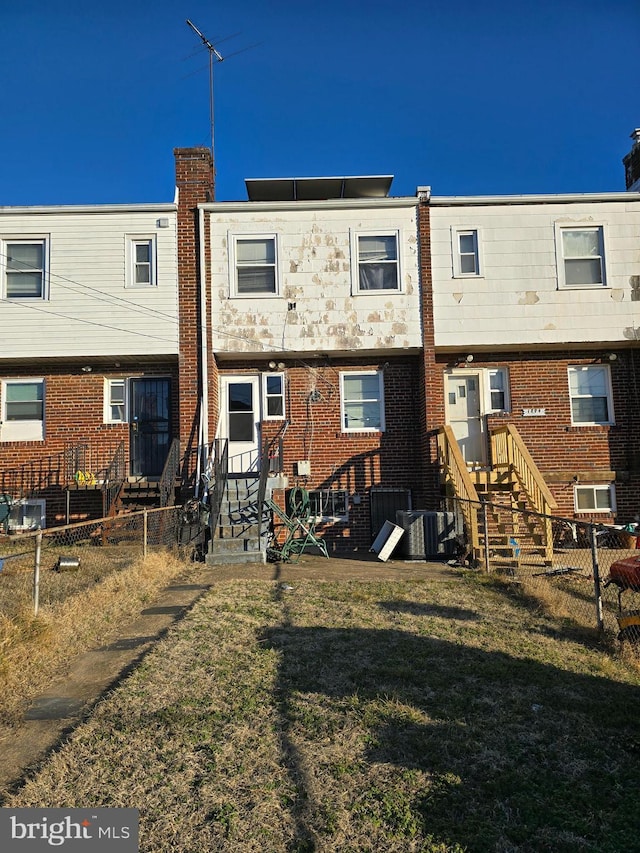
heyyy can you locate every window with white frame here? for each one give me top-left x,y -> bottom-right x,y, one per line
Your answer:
452,228 -> 480,276
340,371 -> 385,432
487,368 -> 509,412
8,498 -> 46,532
262,373 -> 285,419
574,484 -> 615,513
234,236 -> 277,295
4,239 -> 47,298
557,226 -> 605,288
1,379 -> 45,442
306,489 -> 349,522
105,379 -> 127,423
127,237 -> 156,287
355,233 -> 399,291
568,365 -> 613,425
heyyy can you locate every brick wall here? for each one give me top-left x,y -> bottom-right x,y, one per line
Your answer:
174,147 -> 218,492
221,356 -> 423,550
433,350 -> 640,521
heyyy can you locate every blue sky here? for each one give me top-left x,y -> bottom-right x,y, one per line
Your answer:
1,0 -> 638,204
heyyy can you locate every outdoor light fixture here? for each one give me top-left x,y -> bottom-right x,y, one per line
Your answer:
606,352 -> 618,361
81,365 -> 92,373
455,354 -> 474,365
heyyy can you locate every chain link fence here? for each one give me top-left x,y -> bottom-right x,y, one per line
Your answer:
0,506 -> 185,619
444,497 -> 640,644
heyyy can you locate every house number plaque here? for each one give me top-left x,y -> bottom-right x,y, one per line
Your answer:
522,408 -> 546,417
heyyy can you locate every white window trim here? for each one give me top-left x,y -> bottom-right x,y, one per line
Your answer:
7,497 -> 46,532
340,370 -> 385,433
2,236 -> 50,299
350,229 -> 402,294
229,233 -> 279,298
486,367 -> 510,413
451,227 -> 483,278
104,378 -> 129,424
567,365 -> 614,426
574,484 -> 616,514
126,235 -> 157,288
1,378 -> 45,442
555,223 -> 607,289
262,372 -> 286,420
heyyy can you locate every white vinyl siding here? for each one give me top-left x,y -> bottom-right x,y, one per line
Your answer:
0,210 -> 177,358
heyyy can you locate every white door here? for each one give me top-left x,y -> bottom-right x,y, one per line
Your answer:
445,373 -> 486,466
219,376 -> 261,473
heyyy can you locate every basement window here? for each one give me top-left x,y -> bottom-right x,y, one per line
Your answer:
307,489 -> 349,522
574,484 -> 615,513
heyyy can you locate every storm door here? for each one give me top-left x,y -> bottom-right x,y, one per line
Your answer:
445,373 -> 486,466
219,375 -> 261,473
129,378 -> 171,477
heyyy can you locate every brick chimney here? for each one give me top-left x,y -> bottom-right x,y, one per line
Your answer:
623,129 -> 640,191
174,147 -> 216,495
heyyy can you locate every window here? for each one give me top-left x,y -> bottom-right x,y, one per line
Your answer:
568,366 -> 613,425
307,489 -> 349,522
4,239 -> 47,298
340,371 -> 385,432
234,236 -> 277,295
453,228 -> 480,276
127,237 -> 156,287
105,379 -> 127,423
1,380 -> 45,442
487,368 -> 509,412
262,373 -> 285,419
7,498 -> 46,532
355,233 -> 399,291
574,485 -> 615,513
557,226 -> 605,287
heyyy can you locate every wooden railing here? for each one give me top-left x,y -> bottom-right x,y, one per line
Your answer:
490,423 -> 557,563
436,426 -> 481,562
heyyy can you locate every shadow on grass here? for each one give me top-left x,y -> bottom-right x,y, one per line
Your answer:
378,600 -> 482,620
261,623 -> 640,852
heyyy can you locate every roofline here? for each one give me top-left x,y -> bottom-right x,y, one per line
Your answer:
0,203 -> 177,214
199,197 -> 418,213
426,190 -> 640,206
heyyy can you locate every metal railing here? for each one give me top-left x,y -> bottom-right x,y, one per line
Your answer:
207,438 -> 229,539
258,420 -> 290,541
159,438 -> 181,507
102,441 -> 126,517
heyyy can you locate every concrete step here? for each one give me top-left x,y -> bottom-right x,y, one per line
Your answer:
205,549 -> 265,566
209,536 -> 262,554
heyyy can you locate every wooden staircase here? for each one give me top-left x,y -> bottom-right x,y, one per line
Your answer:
437,423 -> 557,567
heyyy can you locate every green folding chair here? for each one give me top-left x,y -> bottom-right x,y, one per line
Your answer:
266,498 -> 329,562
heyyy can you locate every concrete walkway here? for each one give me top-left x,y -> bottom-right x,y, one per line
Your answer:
0,553 -> 460,799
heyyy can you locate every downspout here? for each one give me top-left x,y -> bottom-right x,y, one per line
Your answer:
198,204 -> 209,495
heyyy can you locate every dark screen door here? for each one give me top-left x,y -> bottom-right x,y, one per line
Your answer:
130,378 -> 171,476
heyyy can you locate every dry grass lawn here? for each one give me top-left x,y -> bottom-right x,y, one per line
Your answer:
0,551 -> 190,726
3,572 -> 640,852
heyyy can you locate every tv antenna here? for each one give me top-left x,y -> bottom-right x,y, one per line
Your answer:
186,19 -> 225,191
